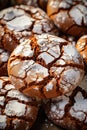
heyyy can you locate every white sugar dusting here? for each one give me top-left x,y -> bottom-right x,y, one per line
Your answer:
13,45 -> 24,55
59,1 -> 70,8
0,80 -> 3,89
7,15 -> 33,31
7,89 -> 29,102
47,45 -> 61,58
0,115 -> 7,129
0,96 -> 5,106
22,40 -> 34,57
64,45 -> 77,57
49,35 -> 67,43
1,52 -> 9,62
5,100 -> 26,117
5,84 -> 15,90
63,44 -> 82,63
27,63 -> 49,82
51,96 -> 69,118
60,68 -> 81,92
50,0 -> 59,9
50,67 -> 64,78
55,59 -> 65,65
33,23 -> 42,34
70,92 -> 87,121
45,82 -> 54,92
38,52 -> 54,65
64,68 -> 81,86
69,5 -> 84,25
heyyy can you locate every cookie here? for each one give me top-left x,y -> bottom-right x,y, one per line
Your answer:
0,76 -> 39,130
0,5 -> 58,52
8,34 -> 84,99
0,48 -> 10,76
47,0 -> 87,37
43,73 -> 87,130
76,35 -> 87,62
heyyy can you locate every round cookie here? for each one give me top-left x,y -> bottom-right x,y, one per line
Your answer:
8,34 -> 84,99
43,73 -> 87,130
0,76 -> 39,130
0,48 -> 10,76
76,35 -> 87,62
47,0 -> 87,37
0,5 -> 58,52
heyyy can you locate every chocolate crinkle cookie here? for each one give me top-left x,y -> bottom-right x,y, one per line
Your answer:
47,0 -> 87,37
0,77 -> 39,130
0,5 -> 58,52
43,73 -> 87,130
8,34 -> 84,99
0,48 -> 10,76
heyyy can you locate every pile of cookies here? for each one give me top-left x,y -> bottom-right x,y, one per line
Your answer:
0,0 -> 87,130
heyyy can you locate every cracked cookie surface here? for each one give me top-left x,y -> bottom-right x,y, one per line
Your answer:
0,5 -> 58,52
43,73 -> 87,130
8,34 -> 84,99
0,77 -> 39,130
0,48 -> 10,76
47,0 -> 87,37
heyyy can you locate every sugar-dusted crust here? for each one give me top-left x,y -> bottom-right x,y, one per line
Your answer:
43,73 -> 87,130
0,77 -> 39,130
8,34 -> 84,99
0,5 -> 58,52
47,0 -> 87,36
0,48 -> 10,76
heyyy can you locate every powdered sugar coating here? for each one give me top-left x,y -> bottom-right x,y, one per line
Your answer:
0,5 -> 58,52
8,34 -> 84,99
5,100 -> 26,117
0,48 -> 10,76
69,4 -> 87,25
70,92 -> 87,122
47,0 -> 87,36
50,96 -> 69,119
0,77 -> 39,130
0,115 -> 7,129
44,72 -> 87,130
